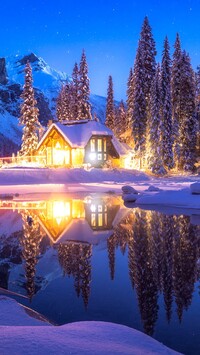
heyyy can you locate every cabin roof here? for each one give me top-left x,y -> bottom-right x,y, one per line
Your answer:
38,120 -> 112,149
37,120 -> 131,156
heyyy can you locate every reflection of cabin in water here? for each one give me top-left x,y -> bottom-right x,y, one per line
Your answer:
84,196 -> 120,231
0,195 -> 126,244
37,196 -> 122,244
37,120 -> 131,168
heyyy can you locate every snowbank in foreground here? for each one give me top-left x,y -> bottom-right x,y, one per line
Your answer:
0,297 -> 180,355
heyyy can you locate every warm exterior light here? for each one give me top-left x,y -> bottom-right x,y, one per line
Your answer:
89,153 -> 96,161
90,204 -> 96,212
53,148 -> 65,165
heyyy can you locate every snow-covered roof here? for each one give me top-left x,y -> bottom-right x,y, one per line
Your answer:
112,136 -> 132,157
38,120 -> 112,149
37,120 -> 130,157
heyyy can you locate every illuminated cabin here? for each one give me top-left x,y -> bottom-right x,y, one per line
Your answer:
37,120 -> 131,168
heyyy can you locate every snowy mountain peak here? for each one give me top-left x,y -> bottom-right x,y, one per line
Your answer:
0,52 -> 107,155
16,53 -> 41,65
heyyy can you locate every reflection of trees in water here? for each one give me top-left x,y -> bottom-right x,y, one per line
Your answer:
161,215 -> 174,323
58,242 -> 92,308
130,210 -> 159,336
107,212 -> 134,282
20,211 -> 42,300
173,216 -> 199,321
107,234 -> 117,280
108,208 -> 200,335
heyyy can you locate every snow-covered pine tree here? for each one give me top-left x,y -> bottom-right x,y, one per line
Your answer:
126,67 -> 134,131
62,83 -> 73,121
140,16 -> 157,104
56,83 -> 73,122
19,61 -> 39,157
132,42 -> 146,157
71,62 -> 80,120
105,75 -> 115,130
195,65 -> 200,157
132,17 -> 156,164
171,33 -> 182,168
179,51 -> 197,171
114,100 -> 127,141
147,64 -> 166,174
160,37 -> 174,170
56,84 -> 65,122
78,50 -> 92,120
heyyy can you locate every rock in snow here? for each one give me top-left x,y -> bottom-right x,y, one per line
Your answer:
121,185 -> 139,194
122,185 -> 139,202
146,185 -> 162,192
190,182 -> 200,194
122,193 -> 138,202
0,297 -> 180,355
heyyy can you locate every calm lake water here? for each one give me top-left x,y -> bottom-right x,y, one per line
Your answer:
0,193 -> 199,355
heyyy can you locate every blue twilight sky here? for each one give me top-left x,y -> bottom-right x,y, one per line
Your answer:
1,0 -> 200,100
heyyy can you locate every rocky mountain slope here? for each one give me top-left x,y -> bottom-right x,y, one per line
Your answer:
0,53 -> 107,156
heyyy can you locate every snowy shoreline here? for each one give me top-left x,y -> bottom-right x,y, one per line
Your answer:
0,168 -> 199,211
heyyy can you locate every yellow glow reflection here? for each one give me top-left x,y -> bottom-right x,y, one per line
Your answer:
53,201 -> 71,219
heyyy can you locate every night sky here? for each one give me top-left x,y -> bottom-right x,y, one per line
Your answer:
1,0 -> 200,100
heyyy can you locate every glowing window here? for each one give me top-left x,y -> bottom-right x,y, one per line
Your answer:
98,214 -> 103,226
98,205 -> 102,212
91,213 -> 96,227
91,204 -> 96,212
98,139 -> 102,152
104,154 -> 107,161
90,139 -> 95,152
104,213 -> 108,226
98,154 -> 102,160
103,139 -> 106,151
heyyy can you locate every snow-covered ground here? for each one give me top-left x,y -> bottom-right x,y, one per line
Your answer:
0,297 -> 180,354
0,167 -> 199,211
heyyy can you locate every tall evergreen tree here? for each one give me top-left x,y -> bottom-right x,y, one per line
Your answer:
132,17 -> 156,160
147,63 -> 166,174
19,61 -> 39,156
78,50 -> 92,120
126,67 -> 134,132
160,37 -> 174,170
139,16 -> 157,102
171,34 -> 182,168
195,66 -> 200,156
105,75 -> 115,130
71,62 -> 80,120
115,100 -> 127,141
179,52 -> 197,171
56,84 -> 65,122
62,83 -> 73,120
132,43 -> 146,155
